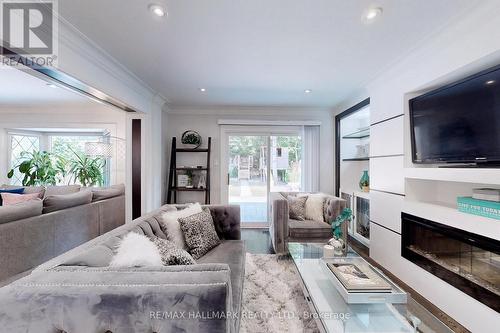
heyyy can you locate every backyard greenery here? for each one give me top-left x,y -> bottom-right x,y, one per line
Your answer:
228,135 -> 302,185
229,136 -> 301,163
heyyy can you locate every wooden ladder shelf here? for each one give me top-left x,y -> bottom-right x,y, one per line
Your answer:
167,137 -> 211,204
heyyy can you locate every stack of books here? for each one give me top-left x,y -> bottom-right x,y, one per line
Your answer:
472,188 -> 500,202
325,262 -> 392,293
457,188 -> 500,220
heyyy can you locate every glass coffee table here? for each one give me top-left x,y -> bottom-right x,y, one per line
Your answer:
289,243 -> 451,333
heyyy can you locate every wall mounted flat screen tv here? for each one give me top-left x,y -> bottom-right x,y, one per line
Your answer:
410,65 -> 500,165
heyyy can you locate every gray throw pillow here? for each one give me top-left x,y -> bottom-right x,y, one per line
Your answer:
0,199 -> 43,224
45,185 -> 81,196
43,190 -> 92,213
91,184 -> 125,202
287,195 -> 307,220
178,210 -> 221,259
150,236 -> 195,266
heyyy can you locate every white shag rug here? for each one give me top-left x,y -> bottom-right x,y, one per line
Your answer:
240,253 -> 320,333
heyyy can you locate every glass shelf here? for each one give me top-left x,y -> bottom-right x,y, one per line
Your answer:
342,127 -> 370,139
342,157 -> 369,161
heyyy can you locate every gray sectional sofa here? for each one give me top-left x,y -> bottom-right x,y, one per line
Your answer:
0,204 -> 244,333
0,184 -> 125,284
269,192 -> 346,254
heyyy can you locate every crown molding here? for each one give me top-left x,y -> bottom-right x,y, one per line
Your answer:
55,18 -> 168,110
165,105 -> 332,116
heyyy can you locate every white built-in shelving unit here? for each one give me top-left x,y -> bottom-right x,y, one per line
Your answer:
337,103 -> 371,246
404,167 -> 500,239
402,199 -> 500,241
404,167 -> 500,185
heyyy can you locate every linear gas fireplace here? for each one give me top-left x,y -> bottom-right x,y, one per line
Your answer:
401,213 -> 500,312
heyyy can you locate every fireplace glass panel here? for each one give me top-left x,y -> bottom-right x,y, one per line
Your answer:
402,213 -> 500,311
355,196 -> 370,240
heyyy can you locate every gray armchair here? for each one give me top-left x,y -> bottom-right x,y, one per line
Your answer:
269,192 -> 346,254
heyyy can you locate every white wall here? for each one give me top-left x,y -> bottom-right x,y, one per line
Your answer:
334,1 -> 500,331
164,107 -> 334,204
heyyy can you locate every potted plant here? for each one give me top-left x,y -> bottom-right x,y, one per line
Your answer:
329,208 -> 352,256
7,151 -> 57,186
68,151 -> 105,187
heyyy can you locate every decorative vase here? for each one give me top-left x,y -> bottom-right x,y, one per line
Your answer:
359,170 -> 369,192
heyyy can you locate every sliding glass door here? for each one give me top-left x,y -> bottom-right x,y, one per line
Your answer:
221,126 -> 302,227
227,135 -> 268,224
269,135 -> 302,193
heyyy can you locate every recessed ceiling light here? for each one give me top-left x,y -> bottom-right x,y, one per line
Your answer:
304,89 -> 312,94
363,7 -> 383,23
46,83 -> 57,88
149,4 -> 166,17
486,80 -> 496,85
199,88 -> 207,92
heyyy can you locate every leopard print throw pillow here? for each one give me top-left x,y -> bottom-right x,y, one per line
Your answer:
178,209 -> 221,259
287,195 -> 307,220
150,236 -> 196,266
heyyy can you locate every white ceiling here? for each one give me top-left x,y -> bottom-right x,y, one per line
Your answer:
59,0 -> 480,108
0,66 -> 93,106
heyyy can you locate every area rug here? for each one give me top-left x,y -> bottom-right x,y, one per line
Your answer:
240,253 -> 320,333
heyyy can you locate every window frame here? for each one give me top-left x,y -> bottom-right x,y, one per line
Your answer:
47,132 -> 109,186
5,129 -> 109,186
7,130 -> 42,185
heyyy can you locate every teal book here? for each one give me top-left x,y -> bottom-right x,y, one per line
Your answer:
457,197 -> 500,220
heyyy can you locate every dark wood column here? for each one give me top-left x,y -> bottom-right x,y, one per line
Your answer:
132,119 -> 141,219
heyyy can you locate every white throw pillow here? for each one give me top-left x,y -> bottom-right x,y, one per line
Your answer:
160,203 -> 203,250
304,193 -> 326,222
110,232 -> 163,267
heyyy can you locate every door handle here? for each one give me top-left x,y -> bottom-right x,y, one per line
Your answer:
227,173 -> 230,185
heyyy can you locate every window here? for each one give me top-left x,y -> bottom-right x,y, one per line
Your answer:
50,135 -> 101,160
9,133 -> 41,185
6,131 -> 110,186
224,130 -> 303,226
49,135 -> 109,186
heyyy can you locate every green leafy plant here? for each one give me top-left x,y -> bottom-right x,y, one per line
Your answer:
7,151 -> 58,186
68,151 -> 105,187
8,146 -> 106,187
55,155 -> 70,184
